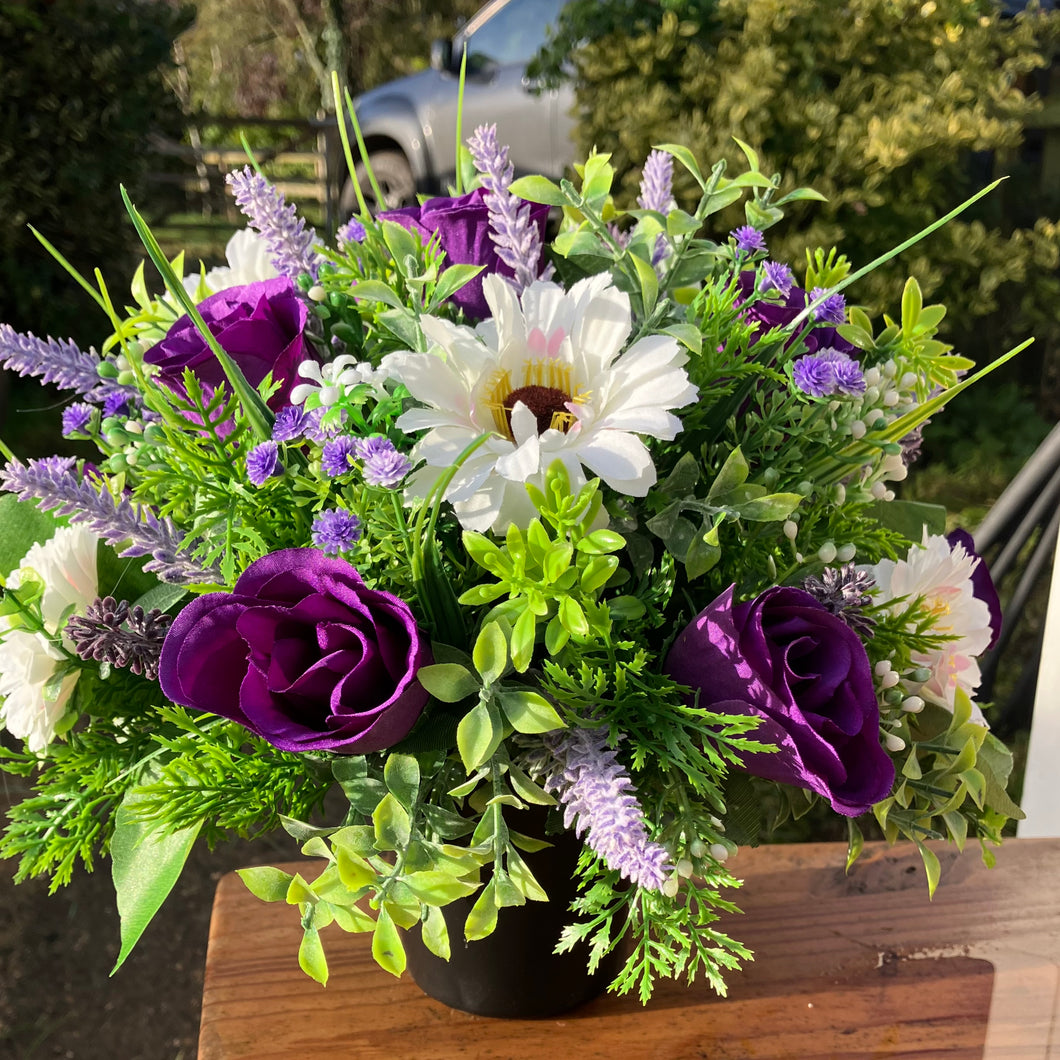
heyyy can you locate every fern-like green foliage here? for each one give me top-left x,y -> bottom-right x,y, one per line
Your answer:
537,0 -> 1060,405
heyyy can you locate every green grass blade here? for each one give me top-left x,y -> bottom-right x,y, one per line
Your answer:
332,71 -> 369,219
454,46 -> 468,194
29,226 -> 109,315
343,84 -> 385,214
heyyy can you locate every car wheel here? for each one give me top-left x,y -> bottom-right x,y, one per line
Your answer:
339,150 -> 416,214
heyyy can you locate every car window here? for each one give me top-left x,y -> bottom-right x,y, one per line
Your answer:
463,0 -> 567,72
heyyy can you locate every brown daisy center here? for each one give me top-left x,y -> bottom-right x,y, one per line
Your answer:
504,385 -> 573,435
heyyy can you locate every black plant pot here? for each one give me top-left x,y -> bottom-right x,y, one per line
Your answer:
403,824 -> 622,1018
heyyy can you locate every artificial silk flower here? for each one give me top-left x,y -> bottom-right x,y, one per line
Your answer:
385,274 -> 699,532
870,532 -> 993,724
0,524 -> 99,751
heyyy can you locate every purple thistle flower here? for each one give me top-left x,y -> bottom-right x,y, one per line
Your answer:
538,725 -> 673,891
61,402 -> 94,437
802,563 -> 876,635
358,436 -> 412,488
0,324 -> 133,405
810,287 -> 846,326
102,391 -> 132,419
818,349 -> 865,395
759,260 -> 795,298
226,166 -> 319,281
0,457 -> 219,585
731,225 -> 767,254
246,441 -> 282,486
468,123 -> 549,291
900,425 -> 925,466
321,436 -> 358,478
271,404 -> 308,443
311,508 -> 362,555
792,355 -> 833,397
337,217 -> 366,249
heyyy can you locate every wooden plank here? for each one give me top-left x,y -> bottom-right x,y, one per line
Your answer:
197,839 -> 1060,1059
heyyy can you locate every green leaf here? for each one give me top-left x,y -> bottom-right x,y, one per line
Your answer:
372,906 -> 407,976
373,792 -> 411,850
509,174 -> 568,205
336,848 -> 377,891
845,819 -> 864,873
132,582 -> 188,615
420,904 -> 451,960
733,492 -> 802,522
456,699 -> 503,773
629,250 -> 659,314
384,754 -> 420,811
732,136 -> 760,172
557,596 -> 589,637
415,662 -> 480,703
380,221 -> 419,276
510,607 -> 537,673
706,447 -> 749,503
463,878 -> 499,940
663,322 -> 702,354
472,622 -> 508,685
506,848 -> 549,902
685,516 -> 723,580
868,499 -> 947,540
402,870 -> 480,905
236,866 -> 293,903
653,143 -> 704,189
298,925 -> 329,985
498,689 -> 566,735
901,277 -> 923,337
431,263 -> 486,307
665,209 -> 702,238
109,788 -> 201,974
350,279 -> 405,308
0,494 -> 61,578
580,151 -> 614,203
576,529 -> 625,555
917,842 -> 942,899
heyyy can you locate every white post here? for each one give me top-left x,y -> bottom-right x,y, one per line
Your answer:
1017,538 -> 1060,837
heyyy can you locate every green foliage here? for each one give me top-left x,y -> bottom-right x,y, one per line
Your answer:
0,0 -> 192,342
543,0 -> 1060,405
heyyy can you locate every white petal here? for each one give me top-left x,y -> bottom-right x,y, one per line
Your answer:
508,401 -> 539,447
574,431 -> 656,496
385,352 -> 473,418
494,431 -> 541,482
482,275 -> 526,348
568,276 -> 631,372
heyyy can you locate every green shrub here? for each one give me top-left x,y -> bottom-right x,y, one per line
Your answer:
0,0 -> 192,342
537,0 -> 1060,406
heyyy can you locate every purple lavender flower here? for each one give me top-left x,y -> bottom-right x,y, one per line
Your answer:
66,596 -> 172,681
468,123 -> 549,292
61,403 -> 94,437
732,225 -> 767,254
0,324 -> 133,405
321,436 -> 358,478
360,439 -> 412,488
246,441 -> 282,486
637,150 -> 676,214
538,725 -> 673,891
0,457 -> 219,584
227,166 -> 319,280
272,404 -> 308,443
818,349 -> 866,395
311,508 -> 363,555
900,425 -> 925,466
337,217 -> 366,249
810,287 -> 847,326
802,563 -> 876,635
759,260 -> 795,298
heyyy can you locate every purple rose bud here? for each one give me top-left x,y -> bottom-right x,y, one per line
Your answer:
144,277 -> 314,419
665,585 -> 894,817
947,529 -> 1002,651
378,187 -> 549,320
158,548 -> 431,753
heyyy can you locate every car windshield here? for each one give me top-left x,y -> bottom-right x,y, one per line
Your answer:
461,0 -> 567,73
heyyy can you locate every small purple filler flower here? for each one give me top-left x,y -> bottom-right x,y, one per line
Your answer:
246,441 -> 282,486
321,436 -> 358,478
272,405 -> 308,443
356,436 -> 412,488
158,548 -> 431,753
759,260 -> 795,298
810,287 -> 847,326
792,349 -> 865,398
732,225 -> 767,254
61,403 -> 94,437
336,217 -> 367,249
311,508 -> 362,555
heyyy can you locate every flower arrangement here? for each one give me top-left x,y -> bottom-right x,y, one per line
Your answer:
0,114 -> 1026,1003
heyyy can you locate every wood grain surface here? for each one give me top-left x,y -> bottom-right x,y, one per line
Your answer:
198,839 -> 1060,1060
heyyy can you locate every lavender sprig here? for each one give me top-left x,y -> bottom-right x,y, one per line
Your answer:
0,324 -> 133,405
0,457 -> 221,585
636,150 -> 676,267
226,166 -> 320,281
468,124 -> 549,290
534,725 -> 673,891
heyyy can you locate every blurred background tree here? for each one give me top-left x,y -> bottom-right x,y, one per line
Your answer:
531,0 -> 1060,423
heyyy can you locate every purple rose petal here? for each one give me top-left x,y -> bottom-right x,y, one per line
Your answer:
948,528 -> 1003,652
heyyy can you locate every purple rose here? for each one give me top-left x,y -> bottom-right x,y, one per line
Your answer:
665,585 -> 894,816
947,529 -> 1002,651
158,548 -> 430,753
737,272 -> 856,356
379,187 -> 549,319
145,277 -> 311,414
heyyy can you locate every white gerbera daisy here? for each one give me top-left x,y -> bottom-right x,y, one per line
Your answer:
0,524 -> 99,751
871,532 -> 992,724
384,274 -> 698,532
